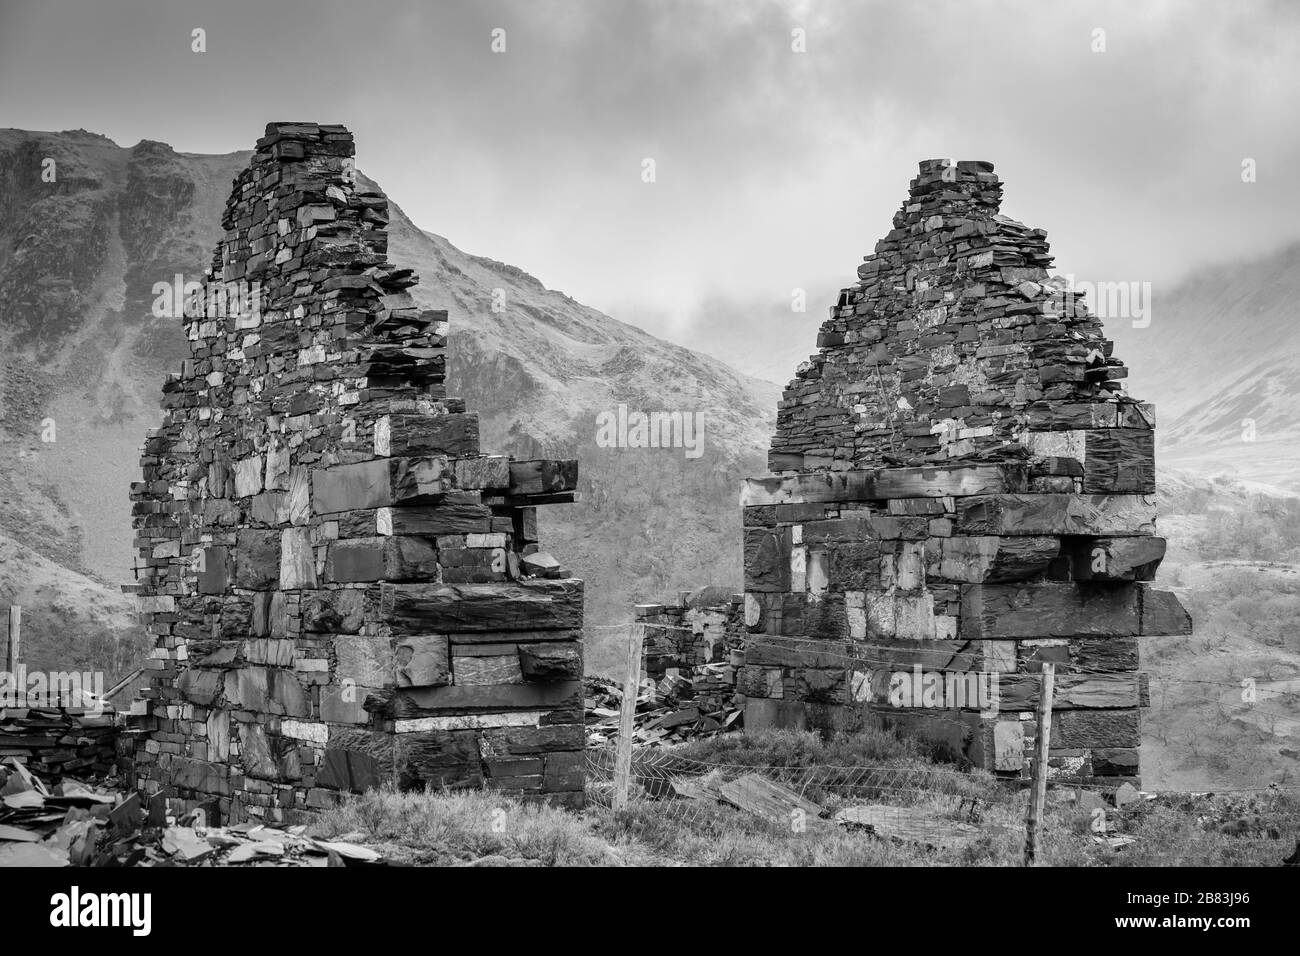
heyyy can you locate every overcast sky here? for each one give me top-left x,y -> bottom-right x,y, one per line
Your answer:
2,0 -> 1298,380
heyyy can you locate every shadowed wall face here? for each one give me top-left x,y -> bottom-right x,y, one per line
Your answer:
129,123 -> 584,822
742,161 -> 1189,785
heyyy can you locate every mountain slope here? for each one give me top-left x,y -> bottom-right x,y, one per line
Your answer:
0,531 -> 147,682
0,129 -> 248,579
1109,243 -> 1300,490
1144,469 -> 1300,790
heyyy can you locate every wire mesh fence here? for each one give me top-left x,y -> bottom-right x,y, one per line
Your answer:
583,620 -> 1300,863
584,743 -> 1300,863
585,741 -> 1011,849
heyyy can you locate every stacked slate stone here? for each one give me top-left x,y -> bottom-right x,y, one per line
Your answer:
635,594 -> 746,712
128,123 -> 584,822
740,160 -> 1189,786
0,705 -> 117,780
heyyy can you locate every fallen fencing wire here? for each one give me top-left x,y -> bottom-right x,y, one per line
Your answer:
584,745 -> 1300,860
584,744 -> 1009,850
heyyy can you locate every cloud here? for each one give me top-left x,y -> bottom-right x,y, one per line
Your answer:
2,0 -> 1297,364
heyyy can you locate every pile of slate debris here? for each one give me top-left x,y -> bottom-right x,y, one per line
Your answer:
583,674 -> 742,747
0,757 -> 384,868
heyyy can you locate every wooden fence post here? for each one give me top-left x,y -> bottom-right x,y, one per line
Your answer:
1024,661 -> 1055,866
4,606 -> 19,674
612,623 -> 645,811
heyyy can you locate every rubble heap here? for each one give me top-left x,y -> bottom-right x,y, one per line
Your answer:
584,672 -> 742,748
635,589 -> 745,708
127,123 -> 584,823
0,703 -> 116,781
739,160 -> 1190,786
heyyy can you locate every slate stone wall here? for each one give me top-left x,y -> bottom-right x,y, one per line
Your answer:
740,160 -> 1190,786
127,123 -> 584,822
635,593 -> 746,714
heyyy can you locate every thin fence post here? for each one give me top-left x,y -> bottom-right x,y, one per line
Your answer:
1024,661 -> 1055,866
4,606 -> 19,674
612,623 -> 644,811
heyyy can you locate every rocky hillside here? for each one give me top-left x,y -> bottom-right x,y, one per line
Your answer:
0,127 -> 778,677
0,531 -> 148,680
1144,469 -> 1300,790
1109,243 -> 1300,492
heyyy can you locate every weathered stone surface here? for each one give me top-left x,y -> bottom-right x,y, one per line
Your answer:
380,412 -> 480,457
325,535 -> 439,583
801,515 -> 928,543
167,757 -> 231,797
744,637 -> 858,669
197,545 -> 230,594
454,655 -> 525,686
956,495 -> 1157,536
393,634 -> 450,688
1091,748 -> 1141,776
207,710 -> 231,762
238,722 -> 302,782
1020,636 -> 1139,673
1052,710 -> 1140,749
233,529 -> 280,588
222,666 -> 309,717
932,535 -> 1060,583
311,459 -> 393,515
1069,535 -> 1166,581
316,747 -> 384,792
381,580 -> 584,633
516,642 -> 582,682
319,684 -> 372,724
1140,586 -> 1192,635
177,669 -> 222,706
244,637 -> 295,666
743,528 -> 789,592
279,527 -> 317,589
396,730 -> 482,790
998,673 -> 1140,710
732,160 -> 1184,785
961,583 -> 1141,639
391,680 -> 583,717
301,588 -> 372,634
233,456 -> 264,498
379,504 -> 493,536
334,634 -> 390,687
993,720 -> 1025,771
1080,429 -> 1155,494
452,455 -> 510,490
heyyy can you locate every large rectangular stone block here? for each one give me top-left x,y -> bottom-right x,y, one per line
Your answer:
381,580 -> 584,633
955,494 -> 1157,536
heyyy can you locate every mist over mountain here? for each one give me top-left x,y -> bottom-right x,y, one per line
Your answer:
1110,242 -> 1300,493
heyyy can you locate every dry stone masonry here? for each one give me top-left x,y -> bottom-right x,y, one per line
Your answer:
740,159 -> 1190,786
635,590 -> 746,717
127,123 -> 584,822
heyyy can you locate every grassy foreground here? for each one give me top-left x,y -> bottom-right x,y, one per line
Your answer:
308,730 -> 1298,867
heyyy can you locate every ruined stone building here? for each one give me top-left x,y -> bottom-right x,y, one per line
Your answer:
737,160 -> 1190,786
127,123 -> 584,822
